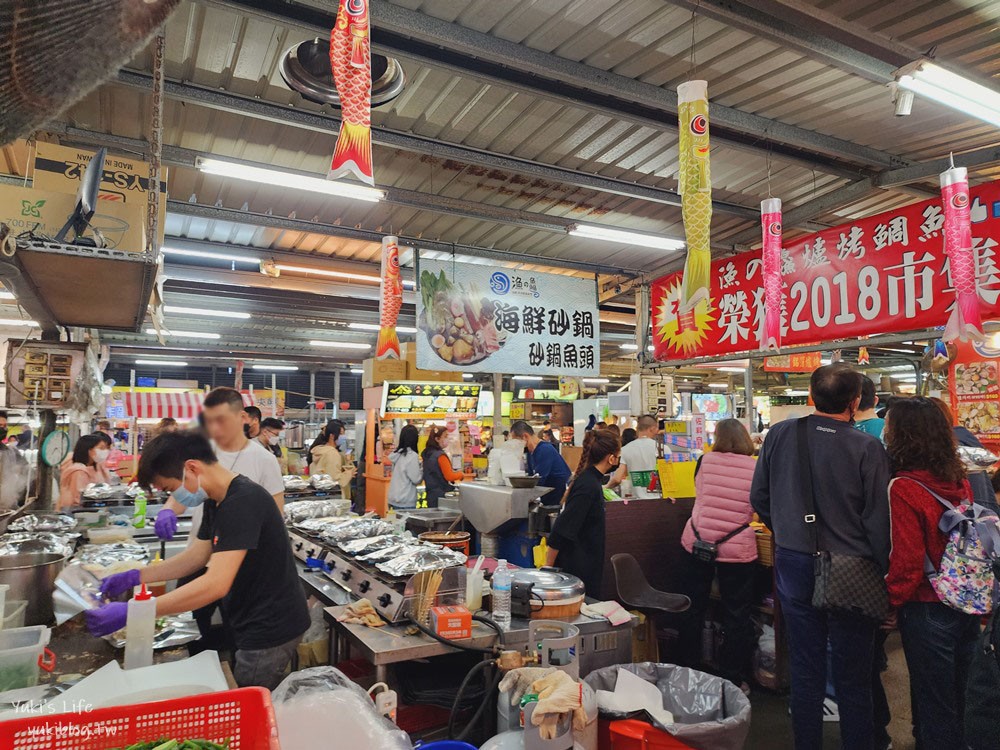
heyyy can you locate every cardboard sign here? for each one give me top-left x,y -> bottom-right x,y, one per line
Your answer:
381,381 -> 481,419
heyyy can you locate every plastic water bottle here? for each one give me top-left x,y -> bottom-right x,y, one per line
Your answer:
492,559 -> 512,630
124,584 -> 156,670
132,489 -> 147,529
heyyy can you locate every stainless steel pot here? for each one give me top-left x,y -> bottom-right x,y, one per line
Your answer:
285,423 -> 305,449
0,552 -> 68,625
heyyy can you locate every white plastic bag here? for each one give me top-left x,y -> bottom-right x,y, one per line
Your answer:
272,667 -> 412,750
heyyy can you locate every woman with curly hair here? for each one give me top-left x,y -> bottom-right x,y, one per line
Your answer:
546,429 -> 620,597
885,397 -> 980,750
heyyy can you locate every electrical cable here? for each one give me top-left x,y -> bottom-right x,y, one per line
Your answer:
447,656 -> 503,743
408,616 -> 498,655
471,613 -> 505,647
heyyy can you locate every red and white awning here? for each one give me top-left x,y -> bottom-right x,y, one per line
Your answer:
123,391 -> 204,421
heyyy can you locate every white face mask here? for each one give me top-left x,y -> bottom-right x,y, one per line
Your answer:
268,435 -> 280,446
94,448 -> 110,463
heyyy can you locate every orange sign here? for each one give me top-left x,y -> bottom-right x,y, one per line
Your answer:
763,352 -> 823,373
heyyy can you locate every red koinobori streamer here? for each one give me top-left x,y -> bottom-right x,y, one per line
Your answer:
940,163 -> 984,341
759,197 -> 783,351
328,0 -> 374,186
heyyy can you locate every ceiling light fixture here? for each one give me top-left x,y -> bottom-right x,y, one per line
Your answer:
513,376 -> 543,382
0,318 -> 38,327
716,366 -> 746,373
348,322 -> 418,333
145,329 -> 221,340
161,246 -> 259,265
252,364 -> 299,371
708,383 -> 729,389
350,369 -> 364,375
196,157 -> 384,203
463,373 -> 474,379
136,359 -> 188,367
568,223 -> 686,252
164,305 -> 251,320
896,61 -> 1000,128
309,340 -> 372,350
619,343 -> 655,351
274,264 -> 415,288
583,378 -> 610,384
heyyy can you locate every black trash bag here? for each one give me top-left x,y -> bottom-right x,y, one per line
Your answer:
583,662 -> 751,750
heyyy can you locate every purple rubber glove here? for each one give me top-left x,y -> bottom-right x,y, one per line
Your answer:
99,568 -> 142,600
85,602 -> 128,637
155,507 -> 178,541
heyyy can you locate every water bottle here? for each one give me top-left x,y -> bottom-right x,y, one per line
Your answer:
132,489 -> 147,529
492,559 -> 512,630
124,584 -> 156,670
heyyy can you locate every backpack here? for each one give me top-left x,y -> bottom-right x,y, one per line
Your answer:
909,479 -> 1000,615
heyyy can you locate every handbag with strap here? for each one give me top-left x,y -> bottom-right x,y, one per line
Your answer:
796,417 -> 889,621
690,522 -> 750,564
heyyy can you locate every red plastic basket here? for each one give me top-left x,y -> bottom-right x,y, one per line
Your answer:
0,687 -> 279,750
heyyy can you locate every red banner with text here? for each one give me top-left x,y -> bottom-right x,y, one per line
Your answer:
652,181 -> 1000,360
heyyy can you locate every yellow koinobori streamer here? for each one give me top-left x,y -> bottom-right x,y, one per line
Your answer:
677,80 -> 712,313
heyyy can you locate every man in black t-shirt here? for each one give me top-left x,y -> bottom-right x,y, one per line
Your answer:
85,430 -> 310,690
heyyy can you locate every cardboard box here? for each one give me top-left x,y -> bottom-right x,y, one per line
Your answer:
400,343 -> 462,383
0,183 -> 146,253
33,141 -> 168,246
431,605 -> 472,640
363,357 -> 408,388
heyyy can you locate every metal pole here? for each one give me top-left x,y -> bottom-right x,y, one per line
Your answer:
493,372 -> 503,446
271,373 -> 277,418
744,361 -> 755,433
309,371 -> 316,425
128,369 -> 136,457
334,371 -> 341,419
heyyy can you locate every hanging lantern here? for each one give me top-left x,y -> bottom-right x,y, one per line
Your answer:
759,197 -> 782,351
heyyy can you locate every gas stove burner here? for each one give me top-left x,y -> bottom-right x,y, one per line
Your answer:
280,38 -> 406,108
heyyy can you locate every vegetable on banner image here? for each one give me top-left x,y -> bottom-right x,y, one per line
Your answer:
416,259 -> 600,376
651,178 -> 1000,361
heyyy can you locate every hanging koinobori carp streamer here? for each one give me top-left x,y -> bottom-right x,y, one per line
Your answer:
759,198 -> 783,351
677,80 -> 712,315
377,236 -> 403,359
328,0 -> 374,186
940,160 -> 984,341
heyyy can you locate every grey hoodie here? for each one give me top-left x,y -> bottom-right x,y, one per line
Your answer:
387,449 -> 422,508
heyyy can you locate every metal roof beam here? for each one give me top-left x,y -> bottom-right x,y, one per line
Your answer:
115,70 -> 760,223
206,0 -> 910,174
662,0 -> 912,83
726,143 -> 1000,247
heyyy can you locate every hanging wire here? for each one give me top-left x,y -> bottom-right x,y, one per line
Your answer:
766,147 -> 773,199
688,7 -> 699,78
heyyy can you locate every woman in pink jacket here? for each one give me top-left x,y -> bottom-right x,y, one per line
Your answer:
678,418 -> 758,690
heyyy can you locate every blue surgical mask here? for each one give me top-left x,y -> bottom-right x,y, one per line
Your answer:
173,470 -> 208,508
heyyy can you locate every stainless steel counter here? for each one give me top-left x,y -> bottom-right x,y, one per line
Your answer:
458,482 -> 554,534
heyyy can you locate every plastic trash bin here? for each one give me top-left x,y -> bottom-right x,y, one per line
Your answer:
583,663 -> 751,750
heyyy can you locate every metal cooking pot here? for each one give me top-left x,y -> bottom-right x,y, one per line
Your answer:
0,552 -> 68,625
511,567 -> 585,601
285,423 -> 305,450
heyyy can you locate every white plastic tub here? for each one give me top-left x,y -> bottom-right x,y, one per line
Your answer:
0,625 -> 54,692
2,600 -> 27,629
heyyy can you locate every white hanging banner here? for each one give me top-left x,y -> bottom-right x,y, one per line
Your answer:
416,259 -> 600,376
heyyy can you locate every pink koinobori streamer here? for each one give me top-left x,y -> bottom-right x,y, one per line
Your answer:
759,197 -> 783,351
940,165 -> 984,342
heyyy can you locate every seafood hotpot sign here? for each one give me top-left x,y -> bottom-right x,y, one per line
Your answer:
950,340 -> 1000,449
416,259 -> 600,376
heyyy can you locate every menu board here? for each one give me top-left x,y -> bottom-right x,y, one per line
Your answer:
950,340 -> 1000,449
381,381 -> 482,419
5,340 -> 87,409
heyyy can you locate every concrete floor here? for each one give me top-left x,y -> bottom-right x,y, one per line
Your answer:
747,632 -> 915,749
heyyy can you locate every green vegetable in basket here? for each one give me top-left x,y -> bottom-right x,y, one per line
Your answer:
111,738 -> 231,750
0,663 -> 39,692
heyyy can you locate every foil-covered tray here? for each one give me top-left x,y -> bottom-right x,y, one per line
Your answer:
82,483 -> 118,500
310,473 -> 336,492
285,499 -> 351,524
0,532 -> 76,557
283,475 -> 311,493
376,547 -> 467,577
8,513 -> 77,533
320,518 -> 394,545
76,543 -> 148,570
959,445 -> 998,470
338,534 -> 400,555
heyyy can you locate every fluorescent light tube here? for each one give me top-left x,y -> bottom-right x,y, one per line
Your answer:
309,340 -> 372,350
275,264 -> 415,288
583,378 -> 610,384
136,359 -> 188,367
164,306 -> 251,320
197,157 -> 384,202
569,223 -> 686,252
145,329 -> 221,340
252,364 -> 299,371
513,376 -> 543,381
716,367 -> 746,373
463,373 -> 474,379
0,291 -> 14,300
896,61 -> 1000,128
350,369 -> 364,375
161,247 -> 259,264
348,322 -> 418,333
619,344 -> 655,351
0,319 -> 37,327
708,383 -> 729,389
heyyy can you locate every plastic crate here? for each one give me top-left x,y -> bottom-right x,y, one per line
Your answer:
0,687 -> 279,750
3,600 -> 27,629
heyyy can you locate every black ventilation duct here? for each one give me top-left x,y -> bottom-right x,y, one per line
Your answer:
280,37 -> 405,108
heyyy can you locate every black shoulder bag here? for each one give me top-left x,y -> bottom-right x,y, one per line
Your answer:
691,522 -> 750,564
797,417 -> 889,621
